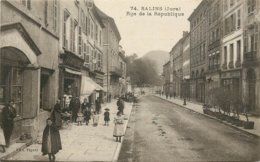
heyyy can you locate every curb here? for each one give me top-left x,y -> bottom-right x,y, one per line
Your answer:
112,102 -> 134,162
155,95 -> 260,139
1,140 -> 34,160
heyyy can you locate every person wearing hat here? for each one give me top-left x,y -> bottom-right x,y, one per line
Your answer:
103,108 -> 110,126
42,118 -> 62,161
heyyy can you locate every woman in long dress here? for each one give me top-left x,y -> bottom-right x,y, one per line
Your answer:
113,111 -> 124,142
51,100 -> 62,129
42,118 -> 62,161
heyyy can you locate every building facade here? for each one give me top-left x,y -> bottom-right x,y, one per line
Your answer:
96,8 -> 123,100
182,32 -> 191,100
162,61 -> 171,95
242,0 -> 260,114
205,0 -> 223,104
1,0 -> 60,142
221,0 -> 245,107
188,0 -> 209,103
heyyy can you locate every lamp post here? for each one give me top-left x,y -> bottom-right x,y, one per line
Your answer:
103,44 -> 109,102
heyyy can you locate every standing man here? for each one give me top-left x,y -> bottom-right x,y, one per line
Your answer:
95,97 -> 101,114
117,97 -> 125,115
2,100 -> 17,147
69,97 -> 80,123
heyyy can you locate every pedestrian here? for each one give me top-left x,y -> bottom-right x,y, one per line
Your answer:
81,98 -> 91,125
42,118 -> 62,162
51,99 -> 62,129
113,111 -> 124,142
0,127 -> 6,152
77,106 -> 84,126
92,111 -> 99,127
95,97 -> 101,114
69,96 -> 80,123
2,100 -> 16,148
117,97 -> 125,115
103,108 -> 110,126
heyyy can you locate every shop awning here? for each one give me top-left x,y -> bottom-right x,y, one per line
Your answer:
80,76 -> 104,97
65,68 -> 82,75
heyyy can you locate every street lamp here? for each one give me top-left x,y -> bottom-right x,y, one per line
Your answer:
103,43 -> 109,102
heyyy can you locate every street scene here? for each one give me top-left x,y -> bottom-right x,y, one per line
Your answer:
0,0 -> 260,162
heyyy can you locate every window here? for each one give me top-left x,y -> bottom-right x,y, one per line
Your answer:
224,0 -> 228,12
230,0 -> 234,7
230,14 -> 236,32
224,18 -> 230,35
99,30 -> 102,46
224,46 -> 227,63
44,0 -> 48,27
91,21 -> 94,39
83,43 -> 90,65
0,66 -> 23,116
237,40 -> 241,60
95,24 -> 98,41
21,0 -> 31,10
70,18 -> 76,52
63,10 -> 70,48
248,0 -> 256,14
237,9 -> 241,29
86,16 -> 90,35
230,44 -> 234,62
53,0 -> 58,31
40,72 -> 50,110
78,26 -> 82,55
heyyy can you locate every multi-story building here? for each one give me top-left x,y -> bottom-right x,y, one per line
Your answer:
170,36 -> 183,98
59,0 -> 105,106
242,0 -> 260,114
205,0 -> 223,104
221,0 -> 245,105
181,32 -> 191,100
96,8 -> 123,100
163,61 -> 171,95
188,0 -> 209,103
1,0 -> 60,142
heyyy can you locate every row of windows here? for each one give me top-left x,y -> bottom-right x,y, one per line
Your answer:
224,9 -> 241,36
223,40 -> 241,64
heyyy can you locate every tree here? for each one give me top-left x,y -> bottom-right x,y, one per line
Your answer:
126,54 -> 162,87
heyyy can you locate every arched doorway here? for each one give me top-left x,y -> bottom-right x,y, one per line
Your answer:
247,69 -> 256,112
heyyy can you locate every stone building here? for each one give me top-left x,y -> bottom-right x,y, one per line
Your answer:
162,61 -> 171,95
58,0 -> 105,106
188,0 -> 209,103
181,32 -> 191,100
170,36 -> 183,98
242,0 -> 260,115
0,0 -> 60,142
205,0 -> 223,104
96,7 -> 123,100
221,0 -> 245,107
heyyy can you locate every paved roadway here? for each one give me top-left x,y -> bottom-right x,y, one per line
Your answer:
119,95 -> 260,162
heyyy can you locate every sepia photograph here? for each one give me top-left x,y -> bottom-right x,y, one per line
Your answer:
0,0 -> 260,161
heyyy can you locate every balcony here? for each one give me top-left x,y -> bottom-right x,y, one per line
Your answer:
110,66 -> 122,77
228,61 -> 234,69
235,60 -> 241,68
208,40 -> 221,50
243,51 -> 258,67
222,63 -> 227,70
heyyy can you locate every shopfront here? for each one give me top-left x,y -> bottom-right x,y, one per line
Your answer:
59,50 -> 84,108
0,23 -> 42,142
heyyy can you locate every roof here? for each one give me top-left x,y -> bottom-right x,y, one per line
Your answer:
95,5 -> 121,41
92,4 -> 105,28
188,0 -> 208,21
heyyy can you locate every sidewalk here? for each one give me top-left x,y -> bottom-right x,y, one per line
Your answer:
156,95 -> 260,137
1,100 -> 133,161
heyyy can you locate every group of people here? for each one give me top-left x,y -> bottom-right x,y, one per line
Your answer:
159,91 -> 176,99
0,96 -> 127,161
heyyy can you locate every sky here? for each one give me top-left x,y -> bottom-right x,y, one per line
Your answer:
95,0 -> 202,57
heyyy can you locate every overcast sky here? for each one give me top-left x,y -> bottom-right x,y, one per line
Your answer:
95,0 -> 202,57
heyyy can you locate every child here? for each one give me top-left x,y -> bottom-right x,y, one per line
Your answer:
42,118 -> 62,161
77,111 -> 84,126
113,111 -> 124,142
0,127 -> 6,153
104,108 -> 110,126
92,111 -> 99,127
